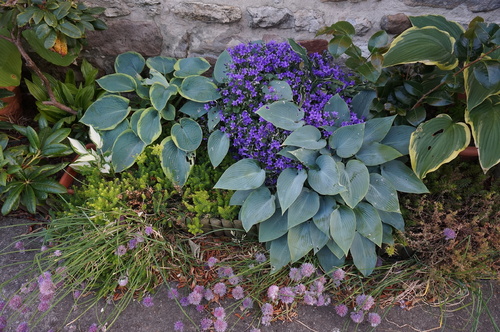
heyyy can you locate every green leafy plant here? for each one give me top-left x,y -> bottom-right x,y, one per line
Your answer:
24,59 -> 101,124
79,52 -> 221,185
0,0 -> 106,115
0,117 -> 72,215
209,41 -> 429,276
317,15 -> 500,178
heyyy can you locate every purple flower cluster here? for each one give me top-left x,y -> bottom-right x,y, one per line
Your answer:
208,41 -> 360,178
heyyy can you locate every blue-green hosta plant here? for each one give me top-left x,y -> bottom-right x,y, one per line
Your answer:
207,40 -> 429,276
0,117 -> 72,215
317,15 -> 500,178
79,52 -> 221,186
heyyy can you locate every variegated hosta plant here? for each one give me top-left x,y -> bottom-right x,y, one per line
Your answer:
79,51 -> 221,185
318,15 -> 500,178
209,41 -> 429,276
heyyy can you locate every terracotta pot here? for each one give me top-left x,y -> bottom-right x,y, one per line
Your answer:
0,86 -> 23,122
59,143 -> 96,194
458,146 -> 478,160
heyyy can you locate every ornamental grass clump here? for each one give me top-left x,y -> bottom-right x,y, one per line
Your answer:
208,41 -> 360,179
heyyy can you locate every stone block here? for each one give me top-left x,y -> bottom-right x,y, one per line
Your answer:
247,6 -> 294,28
404,0 -> 500,12
173,2 -> 242,23
380,13 -> 411,35
294,10 -> 325,33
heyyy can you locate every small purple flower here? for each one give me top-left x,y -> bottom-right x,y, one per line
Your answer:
128,238 -> 138,250
9,295 -> 23,310
254,253 -> 266,263
218,266 -> 233,278
118,276 -> 128,287
368,312 -> 382,327
261,302 -> 273,316
228,275 -> 242,285
213,306 -> 226,319
204,289 -> 214,301
200,318 -> 213,330
40,245 -> 48,252
213,282 -> 227,296
289,267 -> 302,282
335,304 -> 348,317
173,320 -> 184,332
350,310 -> 364,324
167,288 -> 179,299
214,319 -> 228,332
317,294 -> 330,306
145,226 -> 153,236
278,287 -> 295,304
14,241 -> 25,253
73,290 -> 81,299
294,284 -> 306,295
88,323 -> 98,332
0,316 -> 7,329
242,297 -> 253,309
180,297 -> 190,306
300,263 -> 315,278
196,304 -> 205,313
356,294 -> 374,311
16,322 -> 29,332
20,282 -> 37,294
188,291 -> 203,305
115,245 -> 127,256
443,228 -> 457,240
267,285 -> 279,301
53,250 -> 62,257
142,295 -> 154,307
332,268 -> 345,282
261,315 -> 272,326
303,293 -> 317,306
38,301 -> 50,312
206,256 -> 218,268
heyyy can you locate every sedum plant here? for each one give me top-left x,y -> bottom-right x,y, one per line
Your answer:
79,52 -> 221,186
0,117 -> 72,215
317,15 -> 500,178
208,40 -> 429,276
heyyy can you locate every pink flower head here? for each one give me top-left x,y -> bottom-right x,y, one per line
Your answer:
300,263 -> 315,278
228,275 -> 242,285
261,315 -> 272,326
218,266 -> 234,278
350,310 -> 364,324
38,300 -> 51,312
267,285 -> 279,301
335,304 -> 348,317
242,297 -> 253,309
174,320 -> 184,331
368,312 -> 382,327
167,288 -> 179,299
289,267 -> 302,282
206,256 -> 218,268
145,226 -> 153,236
356,294 -> 374,311
204,289 -> 214,301
332,268 -> 345,281
142,295 -> 154,307
443,228 -> 457,240
188,291 -> 203,305
16,322 -> 29,332
254,253 -> 266,263
14,241 -> 25,253
214,319 -> 228,332
278,286 -> 295,304
200,317 -> 213,330
88,323 -> 98,332
261,302 -> 273,316
118,276 -> 128,287
232,286 -> 245,300
294,284 -> 306,295
115,245 -> 127,256
213,306 -> 226,319
9,295 -> 23,310
194,285 -> 205,294
213,282 -> 227,296
303,293 -> 317,306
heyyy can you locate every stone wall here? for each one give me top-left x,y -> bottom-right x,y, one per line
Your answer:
82,0 -> 500,71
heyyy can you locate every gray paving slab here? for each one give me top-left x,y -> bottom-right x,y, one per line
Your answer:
1,216 -> 498,332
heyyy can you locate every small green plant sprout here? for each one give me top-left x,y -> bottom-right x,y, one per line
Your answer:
68,124 -> 112,174
0,117 -> 72,215
80,52 -> 221,187
317,15 -> 500,177
0,0 -> 106,115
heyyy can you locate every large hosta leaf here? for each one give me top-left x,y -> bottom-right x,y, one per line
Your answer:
353,202 -> 383,246
256,101 -> 305,131
466,96 -> 500,173
277,168 -> 307,213
263,80 -> 293,101
270,235 -> 291,273
465,64 -> 500,113
329,123 -> 365,158
355,142 -> 402,166
409,15 -> 465,40
363,116 -> 396,144
207,130 -> 230,167
330,205 -> 356,256
383,27 -> 458,70
380,160 -> 429,193
283,125 -> 326,150
365,174 -> 400,212
240,187 -> 276,231
381,125 -> 415,155
146,56 -> 176,75
338,160 -> 370,208
171,118 -> 203,152
410,114 -> 470,178
378,210 -> 404,232
114,52 -> 145,78
174,57 -> 211,78
259,209 -> 289,242
179,76 -> 221,103
288,221 -> 328,262
313,196 -> 336,236
137,108 -> 161,145
350,232 -> 377,276
97,73 -> 136,93
81,95 -> 130,130
112,130 -> 146,172
214,159 -> 265,190
307,155 -> 345,195
0,30 -> 22,86
159,137 -> 194,186
287,188 -> 320,228
150,83 -> 177,111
